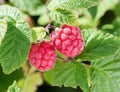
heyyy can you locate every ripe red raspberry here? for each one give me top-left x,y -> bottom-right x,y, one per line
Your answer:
50,24 -> 84,58
28,41 -> 56,72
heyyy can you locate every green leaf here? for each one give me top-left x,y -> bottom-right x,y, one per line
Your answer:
7,81 -> 21,92
0,67 -> 23,92
44,60 -> 90,92
38,14 -> 50,26
49,9 -> 78,25
112,17 -> 120,37
90,49 -> 120,92
102,17 -> 120,37
18,72 -> 43,92
88,0 -> 119,21
10,0 -> 44,15
114,2 -> 120,17
31,27 -> 46,42
0,5 -> 31,74
0,18 -> 7,45
48,0 -> 99,10
78,15 -> 98,29
77,29 -> 120,61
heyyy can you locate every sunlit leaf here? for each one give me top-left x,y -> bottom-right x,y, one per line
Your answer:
44,60 -> 90,92
7,81 -> 21,92
77,29 -> 120,61
0,5 -> 31,74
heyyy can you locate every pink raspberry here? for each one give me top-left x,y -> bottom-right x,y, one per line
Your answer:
50,24 -> 84,58
28,41 -> 56,72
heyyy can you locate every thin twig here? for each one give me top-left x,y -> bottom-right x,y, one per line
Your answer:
57,56 -> 73,62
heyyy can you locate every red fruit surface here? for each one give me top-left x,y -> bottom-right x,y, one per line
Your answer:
28,41 -> 56,72
50,24 -> 84,58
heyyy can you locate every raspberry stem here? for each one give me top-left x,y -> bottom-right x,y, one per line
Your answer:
22,66 -> 36,92
57,56 -> 73,62
45,23 -> 55,34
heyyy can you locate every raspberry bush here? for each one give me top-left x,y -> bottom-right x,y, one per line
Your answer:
0,0 -> 120,92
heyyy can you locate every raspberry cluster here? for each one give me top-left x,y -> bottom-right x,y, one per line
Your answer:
28,24 -> 84,72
